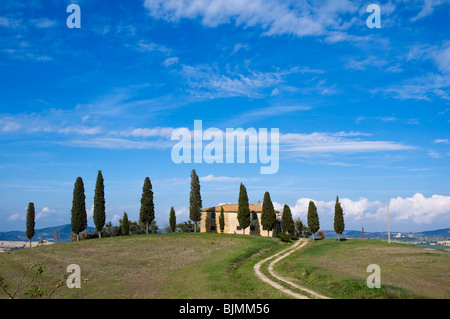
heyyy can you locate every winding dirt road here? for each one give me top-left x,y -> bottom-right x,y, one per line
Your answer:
254,239 -> 331,299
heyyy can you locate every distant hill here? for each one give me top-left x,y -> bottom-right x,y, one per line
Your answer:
321,228 -> 450,239
1,226 -> 448,243
415,228 -> 450,236
0,224 -> 95,242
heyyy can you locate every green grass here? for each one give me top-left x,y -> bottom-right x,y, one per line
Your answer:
274,239 -> 450,299
0,232 -> 288,299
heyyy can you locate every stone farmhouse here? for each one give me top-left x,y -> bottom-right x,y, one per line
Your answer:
200,201 -> 282,237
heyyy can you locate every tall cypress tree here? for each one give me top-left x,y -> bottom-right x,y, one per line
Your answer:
281,204 -> 295,235
307,200 -> 320,241
219,206 -> 225,233
26,202 -> 35,247
189,169 -> 202,233
71,177 -> 87,241
121,212 -> 130,236
140,177 -> 155,234
93,170 -> 106,238
334,196 -> 345,241
261,191 -> 277,237
169,207 -> 176,233
237,183 -> 251,235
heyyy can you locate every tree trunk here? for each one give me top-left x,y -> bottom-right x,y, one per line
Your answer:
77,234 -> 79,242
312,233 -> 315,242
146,221 -> 149,234
29,239 -> 32,248
338,233 -> 340,242
98,231 -> 102,239
267,230 -> 270,237
194,222 -> 197,233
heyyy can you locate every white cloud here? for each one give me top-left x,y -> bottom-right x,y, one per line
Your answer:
111,214 -> 121,223
30,18 -> 57,29
36,206 -> 55,220
143,0 -> 359,40
390,193 -> 450,224
199,174 -> 255,182
280,132 -> 414,154
410,0 -> 446,22
175,206 -> 187,217
277,193 -> 450,228
123,127 -> 174,138
7,213 -> 21,221
86,205 -> 94,218
59,137 -> 174,150
433,139 -> 449,144
180,64 -> 299,99
163,56 -> 179,67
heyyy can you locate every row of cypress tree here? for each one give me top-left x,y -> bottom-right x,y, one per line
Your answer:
236,182 -> 345,241
70,172 -> 155,240
280,196 -> 345,241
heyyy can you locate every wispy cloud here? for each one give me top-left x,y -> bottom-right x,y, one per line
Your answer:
433,138 -> 449,144
199,174 -> 257,182
144,0 -> 360,41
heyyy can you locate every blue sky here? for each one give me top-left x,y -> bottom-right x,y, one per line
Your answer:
0,0 -> 449,233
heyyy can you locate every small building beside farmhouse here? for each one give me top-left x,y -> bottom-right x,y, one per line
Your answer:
200,201 -> 282,237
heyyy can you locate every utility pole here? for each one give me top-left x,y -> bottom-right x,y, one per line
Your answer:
387,202 -> 391,244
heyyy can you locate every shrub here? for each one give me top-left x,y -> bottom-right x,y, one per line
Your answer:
278,232 -> 292,242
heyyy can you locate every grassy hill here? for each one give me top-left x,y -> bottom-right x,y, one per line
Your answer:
0,232 -> 288,299
1,233 -> 449,299
274,238 -> 450,299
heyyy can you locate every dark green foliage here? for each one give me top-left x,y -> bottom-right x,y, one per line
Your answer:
169,207 -> 176,233
294,218 -> 304,238
307,200 -> 320,241
189,169 -> 202,232
139,177 -> 155,234
176,220 -> 196,233
219,206 -> 225,233
278,232 -> 292,242
261,191 -> 277,236
334,196 -> 345,241
93,170 -> 106,238
303,226 -> 312,238
121,212 -> 130,236
71,177 -> 87,241
26,202 -> 35,247
149,220 -> 159,234
237,183 -> 251,234
281,204 -> 295,235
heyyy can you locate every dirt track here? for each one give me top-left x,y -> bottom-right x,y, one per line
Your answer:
254,239 -> 330,299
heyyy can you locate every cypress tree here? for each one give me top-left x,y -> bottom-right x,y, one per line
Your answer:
93,170 -> 106,238
121,212 -> 130,236
261,191 -> 277,237
169,207 -> 176,233
26,202 -> 35,248
71,177 -> 87,241
237,183 -> 251,235
281,204 -> 295,235
307,200 -> 319,241
334,196 -> 345,241
219,206 -> 225,233
140,177 -> 155,234
189,169 -> 202,232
